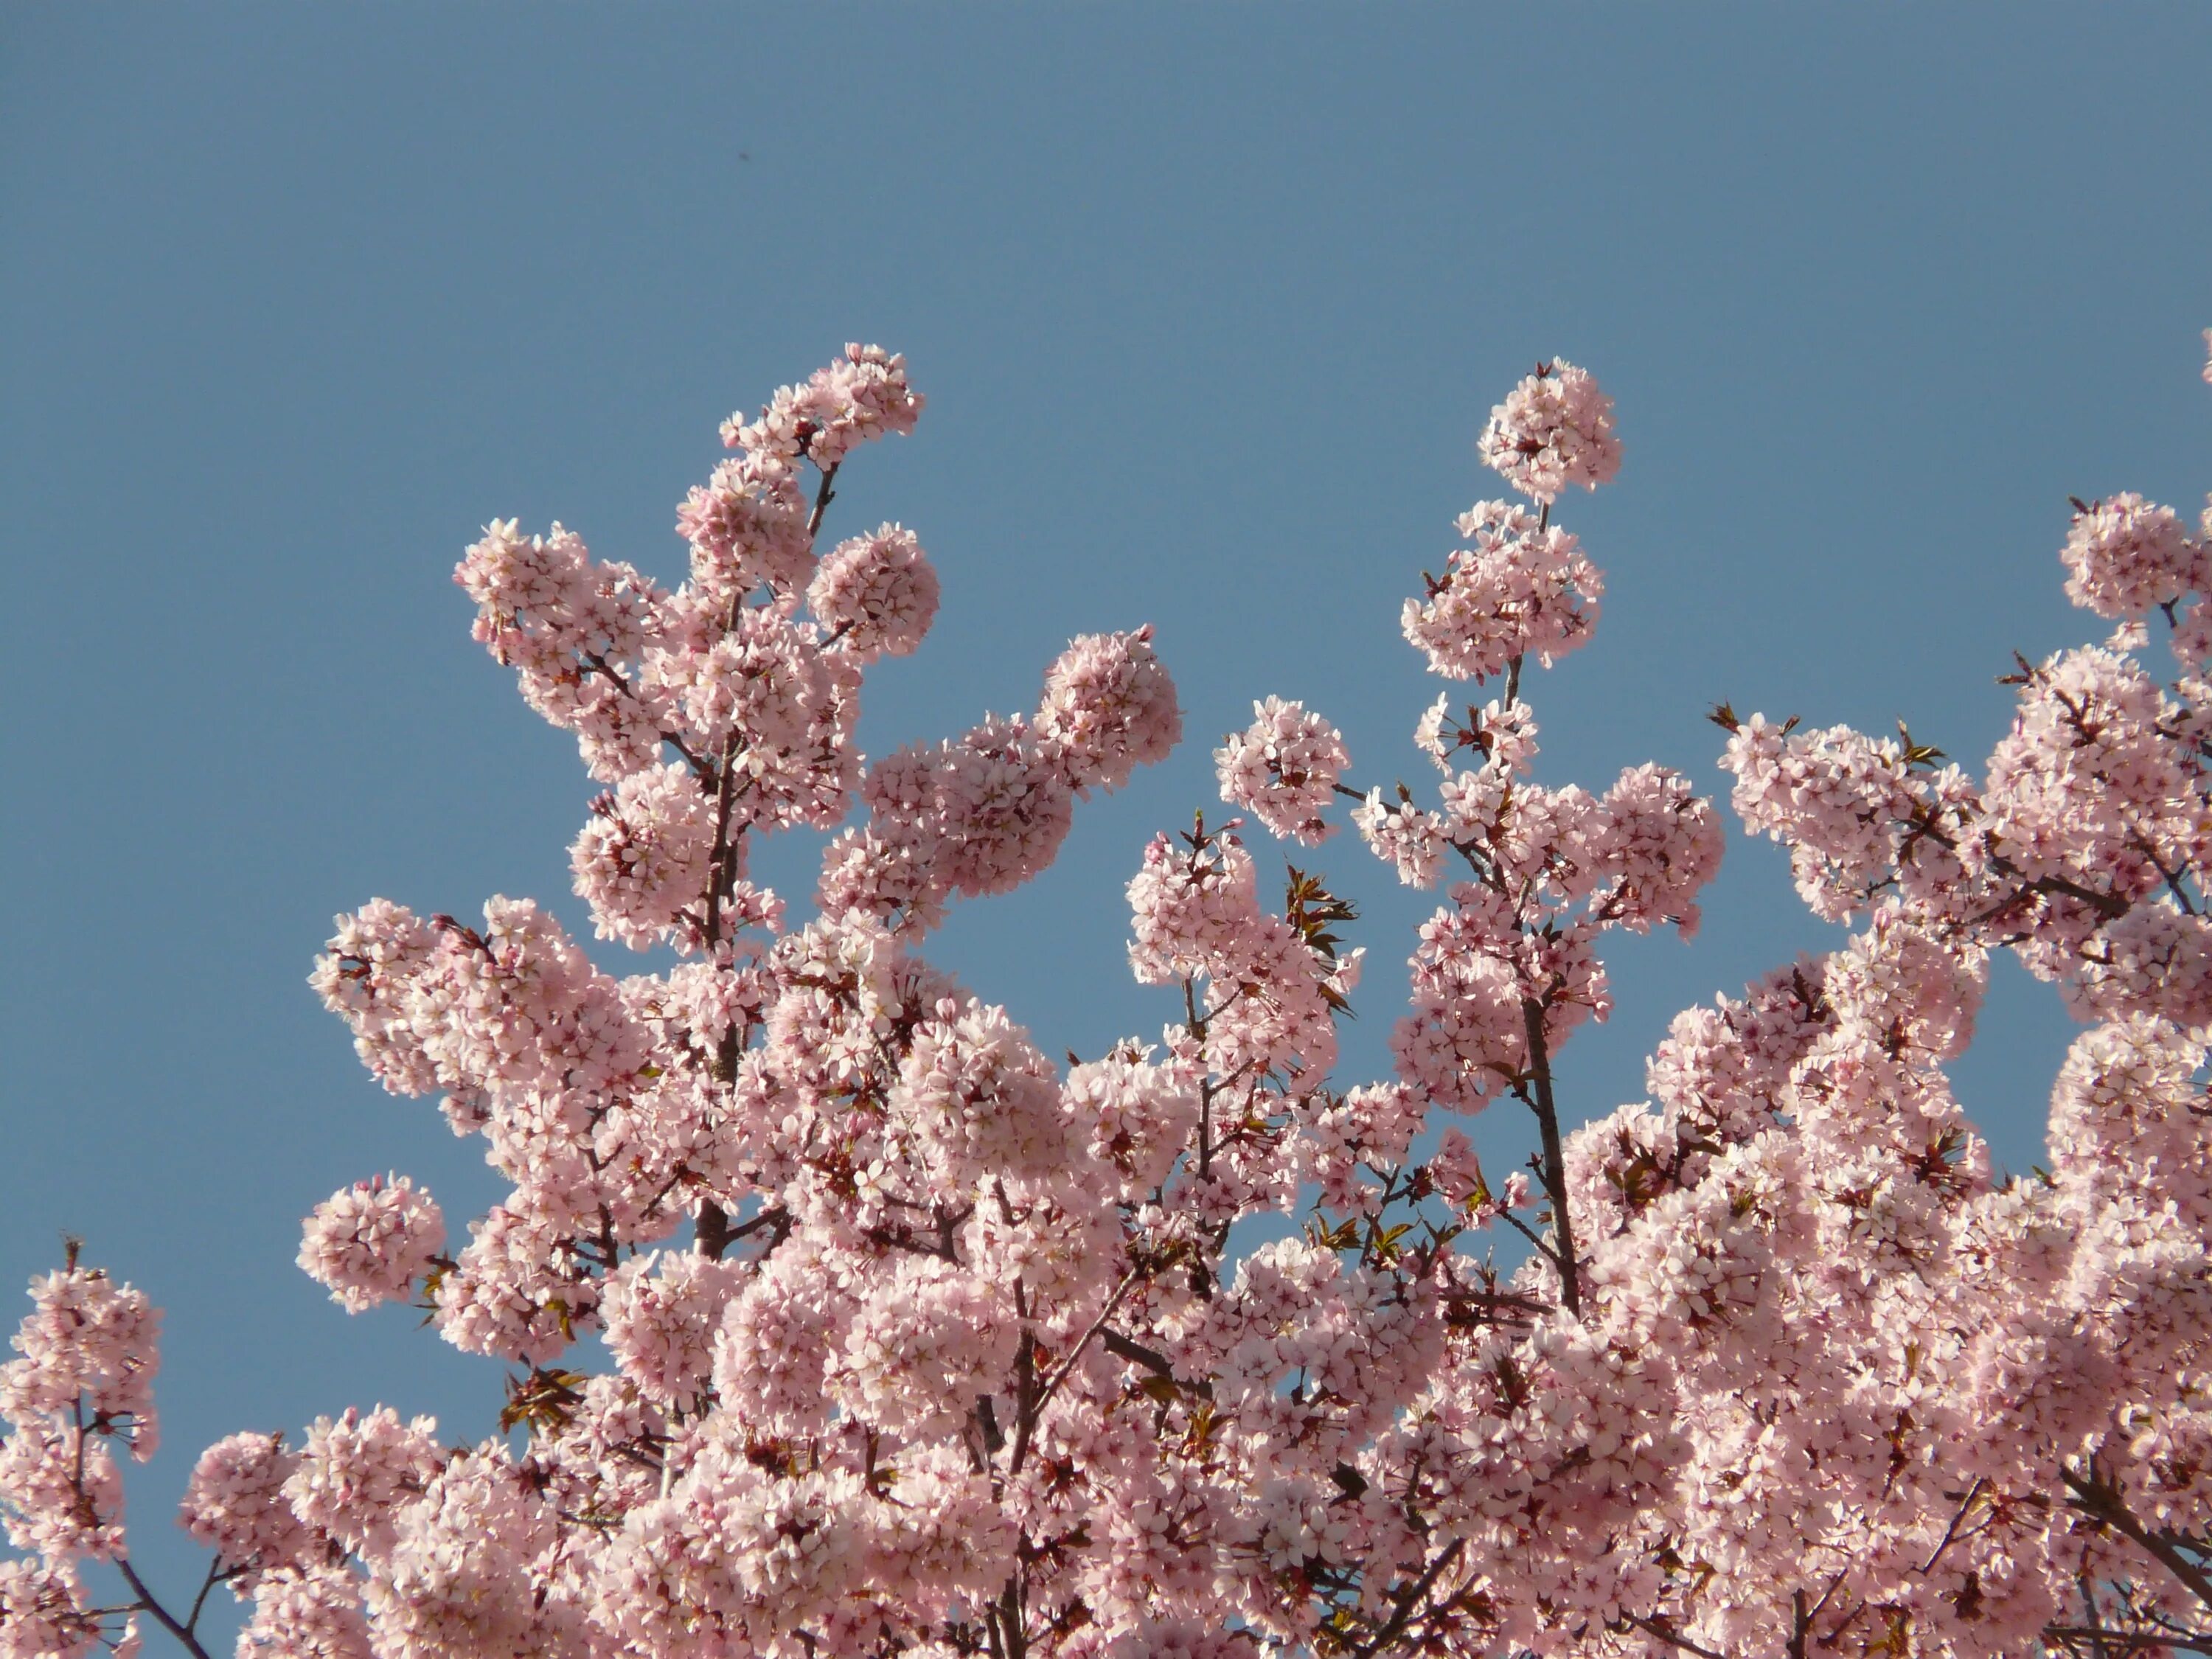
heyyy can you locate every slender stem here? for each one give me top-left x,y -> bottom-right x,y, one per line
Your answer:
1615,1612 -> 1732,1659
1495,1202 -> 1562,1274
1918,1478 -> 1987,1576
1353,1538 -> 1464,1659
1101,1328 -> 1210,1392
2043,1628 -> 2212,1655
113,1558 -> 216,1659
579,651 -> 712,779
1519,995 -> 1581,1316
1005,1329 -> 1040,1476
806,461 -> 841,541
1021,1267 -> 1144,1443
182,1558 -> 229,1635
2062,1464 -> 2212,1610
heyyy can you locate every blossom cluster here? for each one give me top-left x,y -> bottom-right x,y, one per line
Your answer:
0,1262 -> 160,1658
10,342 -> 2212,1659
1475,359 -> 1622,503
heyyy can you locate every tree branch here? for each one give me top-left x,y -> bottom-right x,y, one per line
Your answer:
114,1557 -> 216,1659
1353,1538 -> 1464,1659
1519,995 -> 1582,1316
2062,1464 -> 2212,1611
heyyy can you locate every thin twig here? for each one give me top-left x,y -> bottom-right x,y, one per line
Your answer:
1353,1538 -> 1464,1659
2062,1464 -> 2212,1610
1519,995 -> 1581,1315
113,1558 -> 215,1659
2044,1629 -> 2212,1655
1615,1612 -> 1732,1659
1023,1267 -> 1146,1439
1918,1478 -> 1987,1576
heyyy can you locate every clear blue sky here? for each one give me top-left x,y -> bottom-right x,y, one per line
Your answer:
4,4 -> 2209,1632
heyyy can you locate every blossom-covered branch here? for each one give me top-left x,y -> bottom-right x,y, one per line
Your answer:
9,343 -> 2212,1659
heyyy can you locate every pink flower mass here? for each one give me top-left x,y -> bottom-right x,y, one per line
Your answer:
11,338 -> 2212,1659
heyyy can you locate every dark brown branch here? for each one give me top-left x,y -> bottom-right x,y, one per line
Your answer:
1519,996 -> 1582,1316
806,461 -> 842,541
182,1557 -> 233,1635
1614,1611 -> 1733,1659
1005,1305 -> 1048,1476
2062,1464 -> 2212,1611
1495,1199 -> 1564,1275
2044,1629 -> 2212,1655
1020,1269 -> 1143,1451
114,1558 -> 216,1659
580,650 -> 712,779
1353,1538 -> 1464,1659
1917,1478 -> 1987,1576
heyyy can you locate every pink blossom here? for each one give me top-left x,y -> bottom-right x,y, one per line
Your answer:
177,1431 -> 309,1582
358,1446 -> 560,1659
569,764 -> 721,951
1034,626 -> 1182,795
1401,501 -> 1602,681
1476,358 -> 1622,501
1352,790 -> 1447,888
808,524 -> 940,661
1126,828 -> 1262,983
0,1423 -> 124,1562
283,1407 -> 444,1562
1590,762 -> 1725,935
1,1266 -> 159,1457
237,1567 -> 371,1659
1214,698 -> 1349,844
599,1251 -> 743,1406
297,1177 -> 445,1314
722,342 -> 923,470
2060,491 -> 2199,619
894,999 -> 1070,1185
833,1256 -> 1018,1437
675,451 -> 812,602
32,341 -> 2212,1659
0,1560 -> 101,1659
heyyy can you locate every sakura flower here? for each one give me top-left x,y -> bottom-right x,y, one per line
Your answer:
1034,626 -> 1182,795
1476,358 -> 1622,501
297,1177 -> 446,1314
0,1265 -> 160,1455
1401,501 -> 1602,681
2060,491 -> 2199,621
808,524 -> 940,661
1214,697 -> 1349,844
178,1432 -> 310,1585
237,1567 -> 372,1659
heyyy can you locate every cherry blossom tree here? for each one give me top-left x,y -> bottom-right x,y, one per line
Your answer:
7,341 -> 2212,1659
